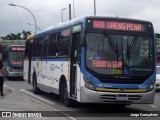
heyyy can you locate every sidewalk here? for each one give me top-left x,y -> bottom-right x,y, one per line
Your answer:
0,85 -> 12,98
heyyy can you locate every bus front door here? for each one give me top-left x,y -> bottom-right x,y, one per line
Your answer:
70,32 -> 80,98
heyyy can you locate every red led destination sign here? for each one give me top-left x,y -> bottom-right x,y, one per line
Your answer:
92,60 -> 122,69
93,21 -> 146,32
11,47 -> 25,51
12,61 -> 22,65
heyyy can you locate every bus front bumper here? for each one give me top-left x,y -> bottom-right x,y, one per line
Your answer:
80,86 -> 155,104
7,71 -> 23,77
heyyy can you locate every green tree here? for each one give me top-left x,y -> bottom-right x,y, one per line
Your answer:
1,30 -> 31,40
22,30 -> 31,39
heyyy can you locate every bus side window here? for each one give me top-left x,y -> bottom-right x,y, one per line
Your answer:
37,37 -> 43,57
33,38 -> 37,57
59,29 -> 71,56
34,39 -> 39,57
49,33 -> 59,57
42,35 -> 49,58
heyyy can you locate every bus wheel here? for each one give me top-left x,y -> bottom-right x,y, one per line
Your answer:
33,74 -> 40,94
62,81 -> 72,107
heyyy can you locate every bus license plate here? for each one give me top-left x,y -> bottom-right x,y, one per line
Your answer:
116,96 -> 128,101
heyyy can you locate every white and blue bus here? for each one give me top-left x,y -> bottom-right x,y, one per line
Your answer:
24,16 -> 156,106
3,45 -> 25,78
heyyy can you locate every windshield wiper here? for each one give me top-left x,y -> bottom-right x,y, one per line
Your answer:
128,36 -> 138,53
126,40 -> 130,66
104,32 -> 118,53
115,39 -> 119,62
104,32 -> 119,64
125,36 -> 138,67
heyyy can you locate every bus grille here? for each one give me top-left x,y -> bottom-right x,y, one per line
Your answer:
100,94 -> 142,103
98,78 -> 145,84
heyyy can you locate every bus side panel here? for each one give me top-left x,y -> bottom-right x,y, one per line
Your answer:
49,61 -> 62,93
23,59 -> 29,81
49,60 -> 70,94
30,60 -> 34,84
33,59 -> 70,95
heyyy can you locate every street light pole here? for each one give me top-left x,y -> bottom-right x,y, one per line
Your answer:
8,3 -> 37,33
61,8 -> 66,22
69,4 -> 71,20
94,0 -> 96,16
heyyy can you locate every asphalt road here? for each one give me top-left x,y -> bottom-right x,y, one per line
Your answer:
0,90 -> 73,120
2,79 -> 160,120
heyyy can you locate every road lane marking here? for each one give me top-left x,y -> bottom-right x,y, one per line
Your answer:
20,89 -> 55,105
19,90 -> 76,120
19,89 -> 77,120
150,105 -> 157,108
5,85 -> 76,120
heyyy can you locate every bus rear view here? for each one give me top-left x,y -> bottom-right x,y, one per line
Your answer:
82,17 -> 155,104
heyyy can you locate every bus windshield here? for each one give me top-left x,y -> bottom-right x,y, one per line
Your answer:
85,33 -> 154,77
9,51 -> 24,68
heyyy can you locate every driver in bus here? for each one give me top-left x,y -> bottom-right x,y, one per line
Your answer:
86,35 -> 100,60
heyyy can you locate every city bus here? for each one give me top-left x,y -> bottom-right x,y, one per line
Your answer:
24,16 -> 156,106
3,45 -> 25,78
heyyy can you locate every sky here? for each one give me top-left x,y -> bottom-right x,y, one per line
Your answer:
0,0 -> 160,36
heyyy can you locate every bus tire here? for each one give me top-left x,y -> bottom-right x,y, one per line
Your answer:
33,73 -> 40,94
60,80 -> 72,107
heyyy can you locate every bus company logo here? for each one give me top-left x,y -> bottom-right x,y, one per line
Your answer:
50,64 -> 60,71
2,112 -> 12,117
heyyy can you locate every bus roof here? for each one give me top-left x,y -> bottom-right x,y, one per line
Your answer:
34,16 -> 152,38
35,16 -> 86,38
27,34 -> 34,40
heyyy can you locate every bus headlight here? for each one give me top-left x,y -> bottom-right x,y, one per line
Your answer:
8,67 -> 13,72
83,76 -> 95,91
148,80 -> 155,92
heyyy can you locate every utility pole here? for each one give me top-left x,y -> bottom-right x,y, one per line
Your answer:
94,0 -> 96,16
73,0 -> 75,18
61,8 -> 66,22
69,4 -> 71,20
